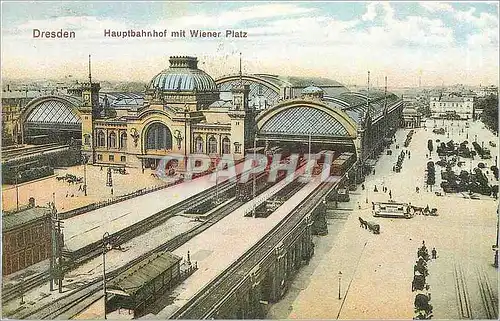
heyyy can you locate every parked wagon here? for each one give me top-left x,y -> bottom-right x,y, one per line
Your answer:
366,221 -> 380,234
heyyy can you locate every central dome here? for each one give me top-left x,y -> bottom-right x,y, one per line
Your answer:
149,56 -> 217,92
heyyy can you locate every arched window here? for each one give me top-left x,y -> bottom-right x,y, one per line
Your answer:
108,132 -> 117,148
145,123 -> 172,150
97,131 -> 105,147
195,136 -> 204,153
208,136 -> 217,154
84,134 -> 90,145
120,132 -> 127,149
222,137 -> 230,154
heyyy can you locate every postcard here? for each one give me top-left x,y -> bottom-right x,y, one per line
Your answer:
1,1 -> 499,320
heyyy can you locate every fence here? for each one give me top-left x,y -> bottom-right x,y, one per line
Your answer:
58,179 -> 184,220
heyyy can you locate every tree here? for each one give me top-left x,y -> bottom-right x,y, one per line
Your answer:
478,94 -> 498,133
427,139 -> 433,156
426,161 -> 435,191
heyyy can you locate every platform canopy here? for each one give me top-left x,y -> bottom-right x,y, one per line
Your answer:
107,251 -> 181,297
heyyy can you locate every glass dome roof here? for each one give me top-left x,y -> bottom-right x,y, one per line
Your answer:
148,56 -> 217,92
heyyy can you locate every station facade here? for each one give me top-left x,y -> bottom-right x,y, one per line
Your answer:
17,55 -> 403,179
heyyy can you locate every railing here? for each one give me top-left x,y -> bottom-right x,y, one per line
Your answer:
58,179 -> 184,220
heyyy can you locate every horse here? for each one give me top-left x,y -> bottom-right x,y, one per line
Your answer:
358,217 -> 367,229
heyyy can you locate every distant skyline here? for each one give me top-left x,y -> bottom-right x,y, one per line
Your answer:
1,1 -> 499,87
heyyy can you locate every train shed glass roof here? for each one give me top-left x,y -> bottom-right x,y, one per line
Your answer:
100,92 -> 144,109
26,97 -> 81,125
260,106 -> 348,137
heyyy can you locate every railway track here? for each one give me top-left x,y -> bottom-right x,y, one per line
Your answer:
453,261 -> 472,319
2,143 -> 69,162
476,266 -> 498,319
9,168 -> 307,319
171,180 -> 334,319
2,270 -> 51,303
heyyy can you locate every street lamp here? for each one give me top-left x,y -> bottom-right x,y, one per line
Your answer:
338,271 -> 342,300
82,154 -> 88,196
102,232 -> 110,320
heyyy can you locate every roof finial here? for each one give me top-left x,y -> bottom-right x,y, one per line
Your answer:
88,54 -> 92,84
367,70 -> 370,114
384,76 -> 388,109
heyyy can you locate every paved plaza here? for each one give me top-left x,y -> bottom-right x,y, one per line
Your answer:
2,165 -> 170,212
267,119 -> 498,319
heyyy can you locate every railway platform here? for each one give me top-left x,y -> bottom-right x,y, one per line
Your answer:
149,175 -> 324,318
63,161 -> 247,251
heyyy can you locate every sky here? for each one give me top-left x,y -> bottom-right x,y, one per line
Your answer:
1,1 -> 499,87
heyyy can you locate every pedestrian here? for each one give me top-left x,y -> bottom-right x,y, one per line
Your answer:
372,202 -> 375,210
358,202 -> 361,209
430,247 -> 437,259
389,190 -> 392,199
361,183 -> 365,190
100,166 -> 103,171
374,185 -> 378,192
111,188 -> 114,195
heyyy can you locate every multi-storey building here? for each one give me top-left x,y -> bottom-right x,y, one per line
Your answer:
2,205 -> 52,275
429,94 -> 474,119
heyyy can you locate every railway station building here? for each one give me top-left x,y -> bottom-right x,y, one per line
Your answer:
16,55 -> 403,180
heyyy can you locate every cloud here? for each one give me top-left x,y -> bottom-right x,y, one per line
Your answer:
420,2 -> 454,13
149,3 -> 315,30
454,8 -> 498,29
362,2 -> 378,21
1,2 -> 498,86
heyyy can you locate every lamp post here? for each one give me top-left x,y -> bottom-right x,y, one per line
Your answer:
82,154 -> 88,196
338,271 -> 342,300
102,232 -> 110,320
215,157 -> 219,204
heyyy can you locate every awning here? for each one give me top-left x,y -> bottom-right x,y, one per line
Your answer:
108,252 -> 181,297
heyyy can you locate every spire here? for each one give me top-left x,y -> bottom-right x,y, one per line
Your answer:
384,76 -> 388,110
239,52 -> 242,87
88,54 -> 92,84
366,71 -> 370,117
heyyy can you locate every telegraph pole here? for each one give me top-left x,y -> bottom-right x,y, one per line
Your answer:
49,201 -> 55,291
57,218 -> 63,293
252,135 -> 257,217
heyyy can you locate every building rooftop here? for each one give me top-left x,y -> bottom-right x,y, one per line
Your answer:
148,56 -> 217,93
3,206 -> 52,232
108,251 -> 182,297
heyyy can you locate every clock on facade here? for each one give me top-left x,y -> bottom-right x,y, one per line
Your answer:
83,93 -> 90,102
